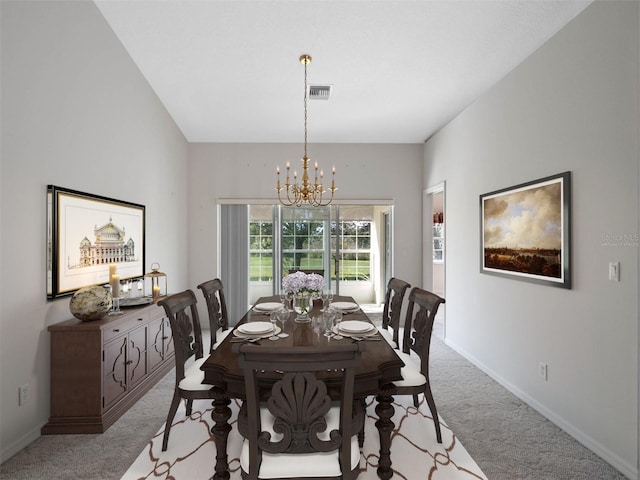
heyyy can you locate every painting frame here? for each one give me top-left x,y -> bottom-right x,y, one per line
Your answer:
47,185 -> 146,299
480,171 -> 571,289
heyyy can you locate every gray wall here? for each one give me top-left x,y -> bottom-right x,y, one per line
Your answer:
423,2 -> 638,476
0,0 -> 189,461
187,142 -> 424,301
2,0 -> 637,477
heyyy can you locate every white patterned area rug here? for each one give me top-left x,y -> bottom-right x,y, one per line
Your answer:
122,395 -> 487,480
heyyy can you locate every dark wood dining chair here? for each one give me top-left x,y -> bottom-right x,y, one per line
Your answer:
393,287 -> 445,443
377,277 -> 411,349
197,278 -> 232,352
157,290 -> 217,451
235,343 -> 366,480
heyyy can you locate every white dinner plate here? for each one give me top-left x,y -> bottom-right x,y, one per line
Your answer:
338,320 -> 374,334
234,326 -> 281,339
253,302 -> 283,312
238,322 -> 273,334
333,325 -> 377,337
330,302 -> 359,312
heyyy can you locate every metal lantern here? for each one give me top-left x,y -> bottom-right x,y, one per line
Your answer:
145,262 -> 167,300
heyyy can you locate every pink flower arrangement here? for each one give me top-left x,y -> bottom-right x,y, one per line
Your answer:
282,271 -> 325,295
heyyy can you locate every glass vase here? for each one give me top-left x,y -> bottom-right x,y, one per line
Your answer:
293,292 -> 312,323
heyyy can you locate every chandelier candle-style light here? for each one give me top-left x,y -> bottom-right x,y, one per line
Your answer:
276,54 -> 336,207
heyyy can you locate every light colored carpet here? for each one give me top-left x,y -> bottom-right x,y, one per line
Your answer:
0,313 -> 628,479
122,394 -> 487,480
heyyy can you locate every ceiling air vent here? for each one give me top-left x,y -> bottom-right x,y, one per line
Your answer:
308,85 -> 332,100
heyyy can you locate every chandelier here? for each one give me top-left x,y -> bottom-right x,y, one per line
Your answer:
276,54 -> 336,207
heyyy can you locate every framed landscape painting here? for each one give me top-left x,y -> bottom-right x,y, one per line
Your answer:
480,172 -> 571,289
47,185 -> 145,299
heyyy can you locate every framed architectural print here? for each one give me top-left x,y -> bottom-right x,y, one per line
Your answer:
480,171 -> 571,289
47,185 -> 145,299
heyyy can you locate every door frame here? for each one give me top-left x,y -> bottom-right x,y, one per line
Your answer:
424,182 -> 446,333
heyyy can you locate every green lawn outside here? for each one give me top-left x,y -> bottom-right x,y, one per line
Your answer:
249,256 -> 370,281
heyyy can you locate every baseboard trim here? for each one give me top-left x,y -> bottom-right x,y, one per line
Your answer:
0,423 -> 42,464
444,337 -> 637,480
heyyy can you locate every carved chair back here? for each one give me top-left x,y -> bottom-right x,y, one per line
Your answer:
236,343 -> 365,480
197,278 -> 229,351
381,277 -> 411,348
158,290 -> 205,383
401,287 -> 445,377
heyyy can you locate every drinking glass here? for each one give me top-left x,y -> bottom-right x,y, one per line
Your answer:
269,311 -> 279,340
326,290 -> 333,309
312,316 -> 323,336
323,313 -> 334,337
332,310 -> 344,340
320,291 -> 329,311
279,292 -> 291,311
276,308 -> 290,338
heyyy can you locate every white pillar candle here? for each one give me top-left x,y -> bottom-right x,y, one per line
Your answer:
110,274 -> 120,298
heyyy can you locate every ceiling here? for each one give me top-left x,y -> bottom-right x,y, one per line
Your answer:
94,0 -> 591,144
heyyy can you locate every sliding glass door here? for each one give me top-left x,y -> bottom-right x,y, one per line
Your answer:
246,204 -> 392,307
281,206 -> 333,279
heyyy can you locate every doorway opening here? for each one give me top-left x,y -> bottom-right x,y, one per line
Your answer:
424,183 -> 446,338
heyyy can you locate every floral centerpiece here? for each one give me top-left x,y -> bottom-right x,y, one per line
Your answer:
282,271 -> 324,322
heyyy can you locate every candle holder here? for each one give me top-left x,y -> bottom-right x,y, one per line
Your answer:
109,296 -> 123,316
144,262 -> 168,300
106,285 -> 123,316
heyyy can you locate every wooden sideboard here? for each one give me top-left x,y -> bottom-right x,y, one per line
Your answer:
42,302 -> 174,434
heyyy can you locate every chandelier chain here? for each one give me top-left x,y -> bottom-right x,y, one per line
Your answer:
275,54 -> 336,207
304,59 -> 308,158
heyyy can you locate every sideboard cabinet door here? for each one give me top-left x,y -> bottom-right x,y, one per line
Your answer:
103,336 -> 128,410
42,303 -> 175,434
148,310 -> 171,372
127,324 -> 149,390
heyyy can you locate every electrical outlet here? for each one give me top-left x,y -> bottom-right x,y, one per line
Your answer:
539,362 -> 548,381
19,384 -> 29,406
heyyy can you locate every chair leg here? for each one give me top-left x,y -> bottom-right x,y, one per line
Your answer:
423,383 -> 442,443
413,394 -> 419,408
358,397 -> 366,448
162,392 -> 182,452
185,399 -> 194,416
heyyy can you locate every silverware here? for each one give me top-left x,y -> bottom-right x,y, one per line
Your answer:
351,336 -> 382,342
230,337 -> 261,344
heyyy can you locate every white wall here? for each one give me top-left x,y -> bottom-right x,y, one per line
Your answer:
188,142 -> 424,321
0,0 -> 189,461
424,1 -> 638,477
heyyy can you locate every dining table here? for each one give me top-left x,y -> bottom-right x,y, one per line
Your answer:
200,295 -> 405,480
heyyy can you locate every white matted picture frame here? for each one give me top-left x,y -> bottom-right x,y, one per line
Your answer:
47,185 -> 145,299
480,171 -> 571,289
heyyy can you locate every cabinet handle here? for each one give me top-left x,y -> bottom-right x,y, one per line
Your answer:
113,329 -> 120,333
162,336 -> 168,340
126,360 -> 133,365
138,318 -> 143,321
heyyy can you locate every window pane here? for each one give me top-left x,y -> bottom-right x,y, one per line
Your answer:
342,236 -> 356,250
357,223 -> 370,235
282,236 -> 295,249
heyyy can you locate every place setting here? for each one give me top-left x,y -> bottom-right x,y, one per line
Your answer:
231,321 -> 280,343
315,314 -> 381,342
334,320 -> 381,341
252,302 -> 285,313
327,301 -> 359,313
232,307 -> 290,342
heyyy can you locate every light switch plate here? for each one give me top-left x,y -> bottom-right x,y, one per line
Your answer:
609,262 -> 620,281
